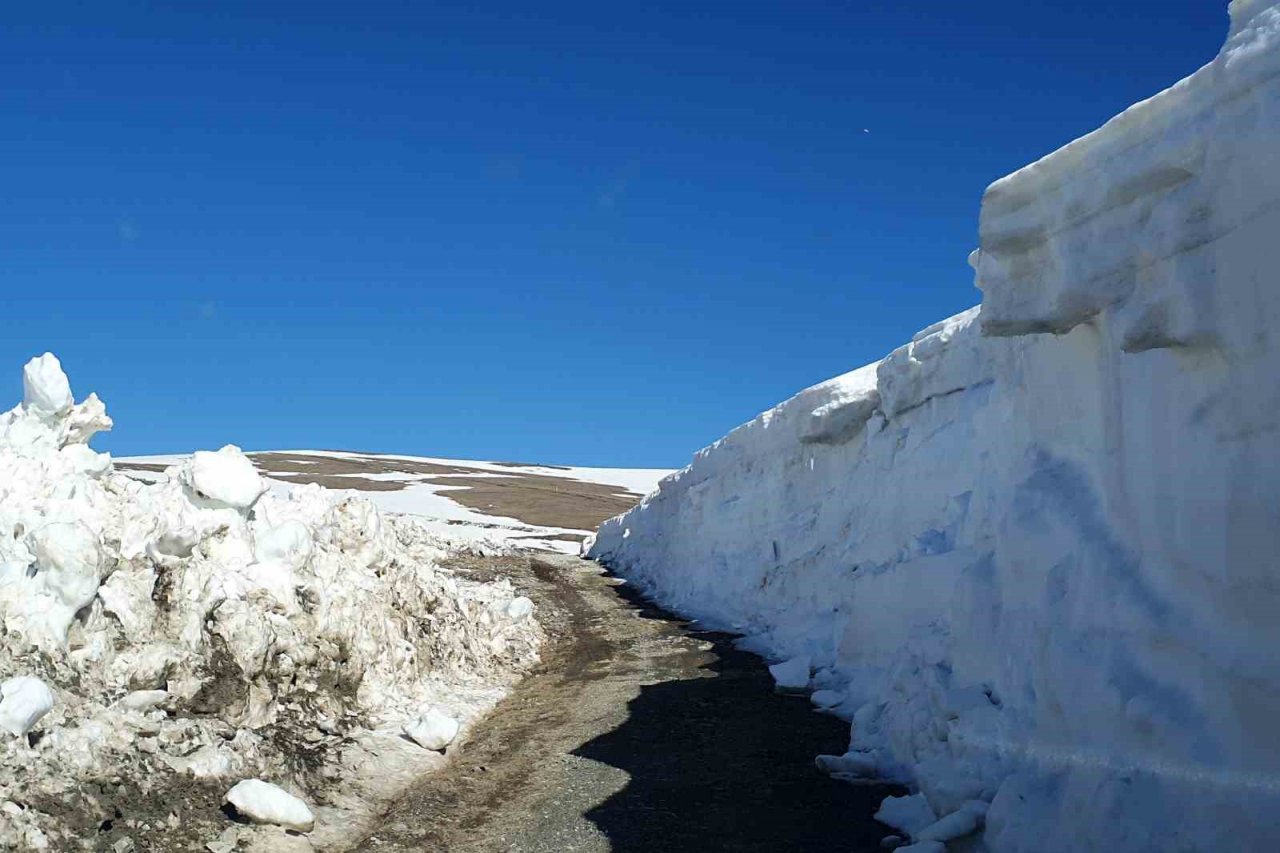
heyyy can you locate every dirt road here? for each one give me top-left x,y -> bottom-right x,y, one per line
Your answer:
355,552 -> 900,853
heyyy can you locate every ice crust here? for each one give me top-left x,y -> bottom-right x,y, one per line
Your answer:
0,354 -> 543,849
590,6 -> 1280,851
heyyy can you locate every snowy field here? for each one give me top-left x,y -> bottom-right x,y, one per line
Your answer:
119,451 -> 669,557
0,355 -> 580,851
591,4 -> 1280,852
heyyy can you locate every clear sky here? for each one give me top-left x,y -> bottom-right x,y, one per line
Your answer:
4,2 -> 1224,467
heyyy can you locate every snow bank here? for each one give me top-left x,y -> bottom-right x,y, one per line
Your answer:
590,6 -> 1280,851
0,354 -> 543,850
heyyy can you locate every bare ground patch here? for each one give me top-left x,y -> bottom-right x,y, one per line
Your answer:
246,453 -> 643,531
357,553 -> 903,853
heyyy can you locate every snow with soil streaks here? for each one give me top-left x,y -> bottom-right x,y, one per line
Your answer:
0,354 -> 543,851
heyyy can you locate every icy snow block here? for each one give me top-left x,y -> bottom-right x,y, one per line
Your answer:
875,794 -> 938,836
182,446 -> 265,510
915,799 -> 988,844
506,596 -> 534,621
876,307 -> 989,417
810,689 -> 843,708
22,353 -> 72,416
32,521 -> 103,613
119,690 -> 168,711
403,708 -> 460,751
768,655 -> 811,692
60,444 -> 111,477
224,779 -> 315,832
253,520 -> 313,569
0,677 -> 54,736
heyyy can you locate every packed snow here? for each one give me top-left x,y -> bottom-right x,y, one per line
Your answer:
0,354 -> 544,850
590,4 -> 1280,851
224,779 -> 315,832
402,707 -> 461,751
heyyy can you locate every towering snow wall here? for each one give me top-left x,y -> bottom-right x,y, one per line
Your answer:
588,4 -> 1280,851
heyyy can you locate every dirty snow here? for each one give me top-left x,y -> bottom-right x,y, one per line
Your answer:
0,354 -> 544,850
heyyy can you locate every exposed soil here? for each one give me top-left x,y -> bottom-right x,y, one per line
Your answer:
489,461 -> 572,471
420,474 -> 641,530
258,453 -> 643,530
116,453 -> 646,532
356,553 -> 902,853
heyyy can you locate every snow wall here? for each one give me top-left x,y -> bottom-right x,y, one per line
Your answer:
589,5 -> 1280,851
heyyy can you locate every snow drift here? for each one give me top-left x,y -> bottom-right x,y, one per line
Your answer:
590,4 -> 1280,851
0,354 -> 542,850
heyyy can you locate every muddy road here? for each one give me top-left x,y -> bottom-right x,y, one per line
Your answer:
355,553 -> 900,852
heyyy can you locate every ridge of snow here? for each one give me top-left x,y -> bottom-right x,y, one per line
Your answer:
589,6 -> 1280,852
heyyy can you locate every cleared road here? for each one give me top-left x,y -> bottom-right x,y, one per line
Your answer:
355,552 -> 900,853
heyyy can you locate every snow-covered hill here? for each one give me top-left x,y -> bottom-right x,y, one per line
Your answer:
590,3 -> 1280,851
119,452 -> 670,556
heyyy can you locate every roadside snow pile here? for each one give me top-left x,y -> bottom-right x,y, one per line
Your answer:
0,354 -> 542,850
591,4 -> 1280,852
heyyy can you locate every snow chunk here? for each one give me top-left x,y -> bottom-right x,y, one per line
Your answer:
915,800 -> 988,843
810,689 -> 843,708
224,780 -> 314,832
894,843 -> 944,853
32,521 -> 103,613
799,362 -> 881,444
182,446 -> 264,510
22,354 -> 72,416
253,520 -> 313,569
505,596 -> 534,621
403,708 -> 460,751
875,794 -> 939,836
768,655 -> 811,692
118,690 -> 167,711
0,677 -> 54,736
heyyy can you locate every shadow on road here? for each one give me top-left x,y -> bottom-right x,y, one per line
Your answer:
574,579 -> 903,853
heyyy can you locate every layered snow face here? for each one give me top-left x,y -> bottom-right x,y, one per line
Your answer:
590,7 -> 1280,852
0,354 -> 542,850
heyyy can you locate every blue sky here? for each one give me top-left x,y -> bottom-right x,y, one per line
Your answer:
4,2 -> 1223,467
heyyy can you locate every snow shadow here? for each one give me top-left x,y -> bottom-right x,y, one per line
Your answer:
574,582 -> 903,852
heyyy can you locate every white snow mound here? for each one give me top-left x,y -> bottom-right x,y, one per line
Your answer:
0,353 -> 544,849
591,6 -> 1280,852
